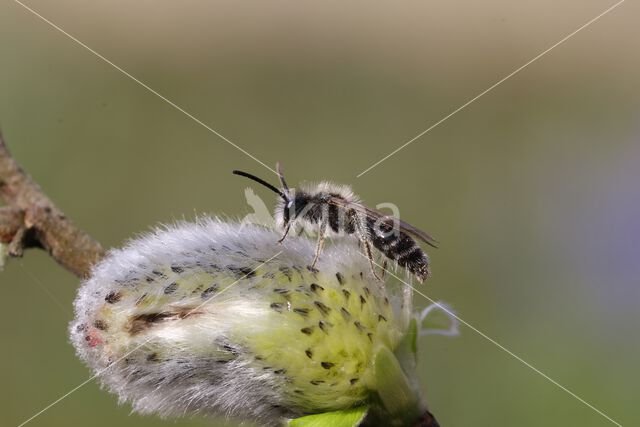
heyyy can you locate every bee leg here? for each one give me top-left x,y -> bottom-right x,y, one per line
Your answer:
310,234 -> 325,268
353,218 -> 382,281
310,223 -> 327,268
277,222 -> 292,244
362,239 -> 382,282
380,259 -> 388,280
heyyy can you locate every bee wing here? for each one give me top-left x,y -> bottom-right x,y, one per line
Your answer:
327,197 -> 439,248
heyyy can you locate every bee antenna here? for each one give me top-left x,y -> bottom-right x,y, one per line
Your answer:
275,162 -> 290,191
232,170 -> 289,201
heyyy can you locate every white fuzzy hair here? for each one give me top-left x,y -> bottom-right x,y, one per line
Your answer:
274,181 -> 361,235
298,181 -> 359,201
70,218 -> 406,426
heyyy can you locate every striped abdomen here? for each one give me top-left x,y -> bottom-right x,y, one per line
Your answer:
366,217 -> 430,282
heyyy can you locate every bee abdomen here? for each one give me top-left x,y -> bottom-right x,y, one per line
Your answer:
396,246 -> 429,279
324,203 -> 357,234
397,245 -> 428,267
327,204 -> 341,233
371,230 -> 430,282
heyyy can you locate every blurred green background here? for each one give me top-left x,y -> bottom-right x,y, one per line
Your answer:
1,1 -> 638,426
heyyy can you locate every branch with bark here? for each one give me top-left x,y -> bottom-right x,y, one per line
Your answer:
0,131 -> 104,278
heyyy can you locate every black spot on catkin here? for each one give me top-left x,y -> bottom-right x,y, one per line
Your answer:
350,378 -> 359,385
342,289 -> 351,300
318,320 -> 332,333
171,266 -> 184,273
321,362 -> 334,369
354,321 -> 365,333
105,291 -> 122,304
341,307 -> 351,320
240,266 -> 256,277
305,349 -> 313,359
360,295 -> 367,306
274,369 -> 286,375
201,285 -> 218,299
222,344 -> 240,356
93,319 -> 108,331
279,267 -> 293,281
229,266 -> 256,278
146,352 -> 159,362
301,327 -> 314,335
310,283 -> 324,293
378,314 -> 387,322
314,301 -> 331,316
310,380 -> 324,385
127,309 -> 199,335
164,283 -> 178,294
271,303 -> 284,313
294,308 -> 310,317
336,272 -> 345,285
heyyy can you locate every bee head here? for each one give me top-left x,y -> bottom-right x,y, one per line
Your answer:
233,163 -> 293,225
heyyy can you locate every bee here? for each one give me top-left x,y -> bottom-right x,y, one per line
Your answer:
233,164 -> 438,282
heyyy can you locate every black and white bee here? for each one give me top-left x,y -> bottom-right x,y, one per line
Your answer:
233,164 -> 438,282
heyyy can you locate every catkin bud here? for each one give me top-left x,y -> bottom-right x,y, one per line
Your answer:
70,219 -> 412,425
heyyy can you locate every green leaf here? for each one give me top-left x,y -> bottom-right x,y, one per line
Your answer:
287,406 -> 368,427
406,317 -> 418,356
394,317 -> 418,373
375,347 -> 419,418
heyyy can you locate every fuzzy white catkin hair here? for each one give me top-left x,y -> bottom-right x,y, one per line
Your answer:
70,218 -> 410,426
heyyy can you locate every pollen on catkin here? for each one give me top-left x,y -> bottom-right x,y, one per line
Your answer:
69,218 -> 410,425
